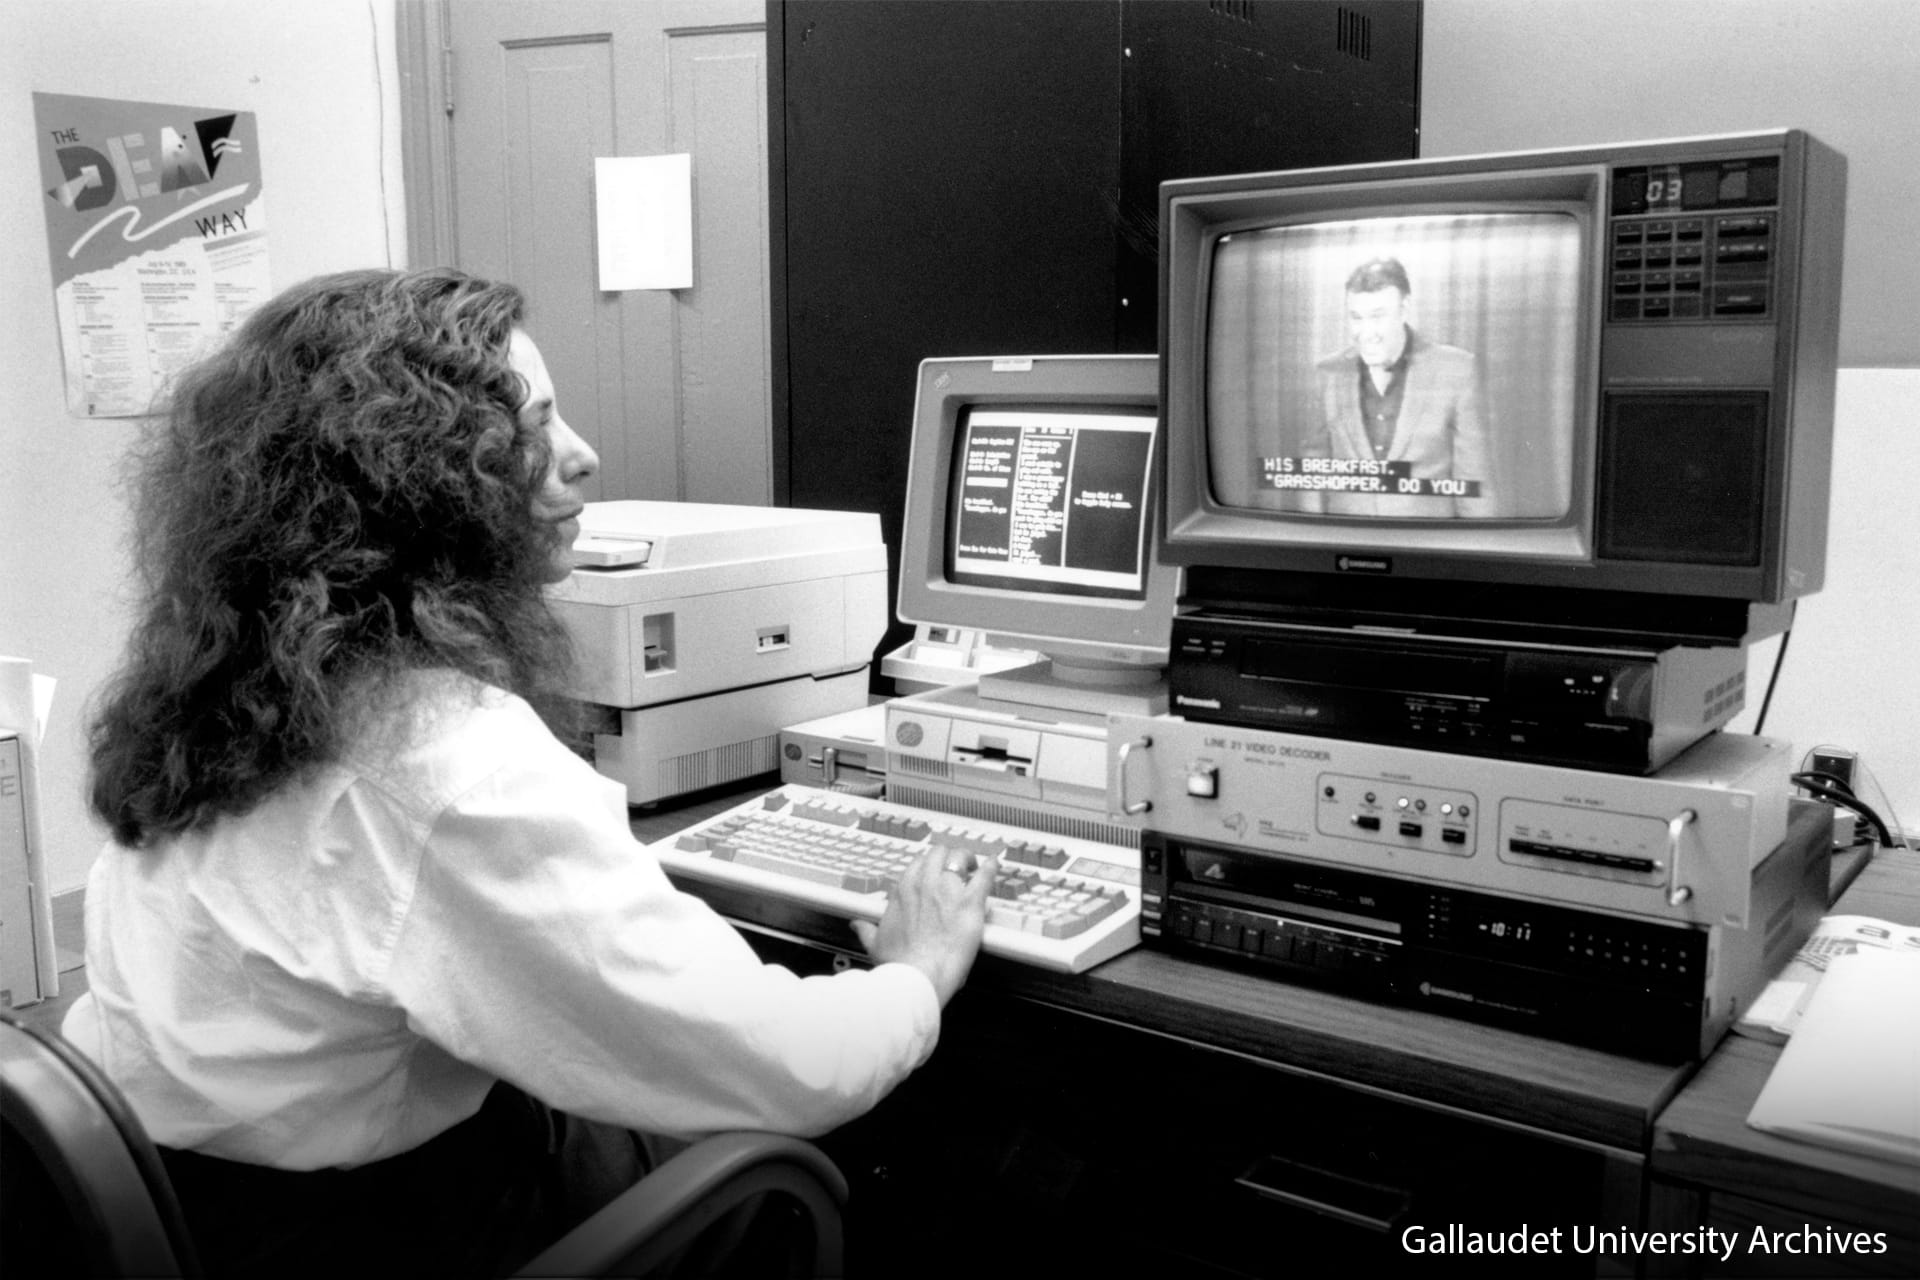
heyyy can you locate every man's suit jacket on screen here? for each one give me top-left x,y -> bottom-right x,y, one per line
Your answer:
1309,330 -> 1495,517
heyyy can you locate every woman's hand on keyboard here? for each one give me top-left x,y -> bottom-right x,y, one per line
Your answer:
851,848 -> 996,1005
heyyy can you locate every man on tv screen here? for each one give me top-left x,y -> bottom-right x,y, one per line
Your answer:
1306,256 -> 1495,517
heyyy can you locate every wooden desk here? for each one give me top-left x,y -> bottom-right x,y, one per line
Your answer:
1647,847 -> 1920,1277
632,778 -> 1742,1279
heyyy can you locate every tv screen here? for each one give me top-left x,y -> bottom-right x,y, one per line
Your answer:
948,406 -> 1157,599
1206,212 -> 1582,524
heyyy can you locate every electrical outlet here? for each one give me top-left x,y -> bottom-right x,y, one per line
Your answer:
1808,748 -> 1856,790
1805,748 -> 1870,849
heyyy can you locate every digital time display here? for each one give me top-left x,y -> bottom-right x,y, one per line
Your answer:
1444,902 -> 1541,951
1477,917 -> 1535,944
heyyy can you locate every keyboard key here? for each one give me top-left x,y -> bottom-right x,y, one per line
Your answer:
791,800 -> 860,828
986,903 -> 1030,933
715,846 -> 887,893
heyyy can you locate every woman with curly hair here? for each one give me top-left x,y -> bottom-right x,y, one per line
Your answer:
62,267 -> 993,1277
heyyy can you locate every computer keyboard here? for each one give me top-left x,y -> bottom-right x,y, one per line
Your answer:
650,784 -> 1141,973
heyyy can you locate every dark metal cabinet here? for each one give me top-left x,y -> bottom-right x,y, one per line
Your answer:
768,0 -> 1421,657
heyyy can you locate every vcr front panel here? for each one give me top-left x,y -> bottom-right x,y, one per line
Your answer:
1141,831 -> 1713,1059
1169,612 -> 1746,774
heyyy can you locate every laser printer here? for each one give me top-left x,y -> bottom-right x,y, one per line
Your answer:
547,501 -> 887,805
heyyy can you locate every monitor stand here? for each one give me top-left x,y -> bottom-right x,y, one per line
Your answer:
976,658 -> 1168,719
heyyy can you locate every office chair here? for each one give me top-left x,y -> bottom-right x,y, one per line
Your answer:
0,1015 -> 851,1278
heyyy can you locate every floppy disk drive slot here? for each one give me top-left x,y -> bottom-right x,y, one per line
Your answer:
953,740 -> 1034,776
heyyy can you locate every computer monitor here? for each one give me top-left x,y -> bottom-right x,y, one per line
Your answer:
896,354 -> 1180,714
1158,130 -> 1845,639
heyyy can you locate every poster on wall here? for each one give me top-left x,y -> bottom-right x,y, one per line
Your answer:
32,92 -> 269,419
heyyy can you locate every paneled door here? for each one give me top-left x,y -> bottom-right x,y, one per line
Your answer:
435,0 -> 771,504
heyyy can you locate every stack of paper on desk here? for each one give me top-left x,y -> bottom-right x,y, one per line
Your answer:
1747,948 -> 1920,1167
1737,915 -> 1920,1043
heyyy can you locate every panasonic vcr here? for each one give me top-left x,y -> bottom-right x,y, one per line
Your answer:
1169,612 -> 1747,774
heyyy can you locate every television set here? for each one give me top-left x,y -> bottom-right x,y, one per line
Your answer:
1159,130 -> 1845,643
895,354 -> 1180,714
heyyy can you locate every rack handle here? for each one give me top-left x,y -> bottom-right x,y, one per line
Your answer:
1116,736 -> 1153,816
1666,808 -> 1698,907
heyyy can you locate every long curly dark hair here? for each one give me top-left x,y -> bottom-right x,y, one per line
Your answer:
90,267 -> 581,847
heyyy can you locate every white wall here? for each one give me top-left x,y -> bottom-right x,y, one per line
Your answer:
1733,370 -> 1920,837
1423,0 -> 1920,840
0,0 -> 407,894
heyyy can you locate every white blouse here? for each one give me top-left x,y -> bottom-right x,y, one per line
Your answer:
63,672 -> 939,1170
